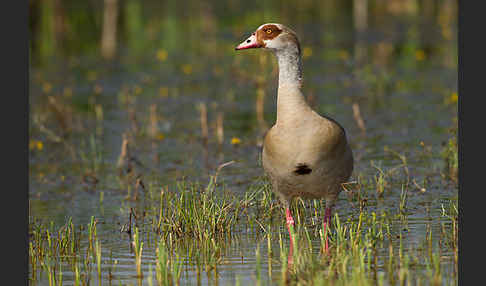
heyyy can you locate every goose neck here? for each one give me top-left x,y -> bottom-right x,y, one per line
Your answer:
275,48 -> 303,89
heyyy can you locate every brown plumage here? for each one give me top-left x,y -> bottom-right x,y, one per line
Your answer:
236,23 -> 353,263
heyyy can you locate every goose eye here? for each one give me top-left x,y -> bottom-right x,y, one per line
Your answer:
266,29 -> 272,34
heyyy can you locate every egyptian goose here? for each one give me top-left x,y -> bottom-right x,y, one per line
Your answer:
235,23 -> 354,261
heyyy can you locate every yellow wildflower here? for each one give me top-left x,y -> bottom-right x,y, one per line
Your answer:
338,50 -> 350,61
29,140 -> 43,151
156,133 -> 165,141
450,92 -> 458,103
415,50 -> 426,61
182,64 -> 193,75
231,137 -> 241,145
156,49 -> 168,62
36,141 -> 43,151
445,92 -> 458,105
159,87 -> 169,97
303,47 -> 313,59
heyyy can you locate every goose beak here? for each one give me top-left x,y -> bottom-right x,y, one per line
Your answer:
235,33 -> 261,50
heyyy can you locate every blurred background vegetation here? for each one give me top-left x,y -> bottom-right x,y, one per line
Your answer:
29,0 -> 457,67
28,0 -> 457,226
28,0 -> 458,202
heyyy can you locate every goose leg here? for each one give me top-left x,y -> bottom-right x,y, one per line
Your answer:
322,206 -> 332,252
285,207 -> 295,265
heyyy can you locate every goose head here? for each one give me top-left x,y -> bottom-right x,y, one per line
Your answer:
236,23 -> 303,88
235,23 -> 301,55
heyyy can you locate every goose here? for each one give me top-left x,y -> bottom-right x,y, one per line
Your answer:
235,23 -> 354,262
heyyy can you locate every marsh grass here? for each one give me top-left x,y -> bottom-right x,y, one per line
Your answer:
79,134 -> 104,174
148,181 -> 243,242
29,176 -> 458,285
28,142 -> 456,284
273,203 -> 457,286
372,162 -> 388,198
441,132 -> 458,183
133,227 -> 144,278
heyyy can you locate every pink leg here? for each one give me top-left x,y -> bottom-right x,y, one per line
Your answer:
285,207 -> 295,266
322,207 -> 332,252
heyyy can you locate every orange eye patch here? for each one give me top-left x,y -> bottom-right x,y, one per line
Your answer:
256,24 -> 282,43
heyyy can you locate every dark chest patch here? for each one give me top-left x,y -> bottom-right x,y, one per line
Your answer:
294,163 -> 312,175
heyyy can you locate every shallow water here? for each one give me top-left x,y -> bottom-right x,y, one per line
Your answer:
29,0 -> 457,285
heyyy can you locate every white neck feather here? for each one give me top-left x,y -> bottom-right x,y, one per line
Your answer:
274,45 -> 311,126
275,46 -> 303,89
